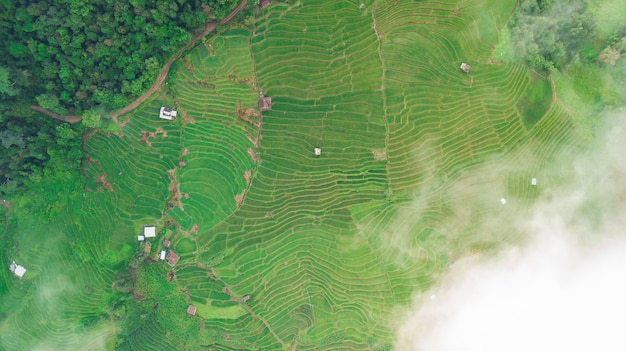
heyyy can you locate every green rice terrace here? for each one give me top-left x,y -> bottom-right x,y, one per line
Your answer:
1,0 -> 594,350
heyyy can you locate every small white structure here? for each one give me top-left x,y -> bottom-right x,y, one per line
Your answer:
160,250 -> 166,260
9,261 -> 26,279
138,235 -> 145,241
159,107 -> 177,120
500,198 -> 507,205
430,294 -> 437,300
531,178 -> 537,186
144,225 -> 156,238
460,62 -> 471,73
314,147 -> 321,156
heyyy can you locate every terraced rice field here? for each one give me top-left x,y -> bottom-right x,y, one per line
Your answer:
1,0 -> 587,350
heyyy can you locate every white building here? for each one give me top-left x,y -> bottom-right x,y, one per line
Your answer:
138,235 -> 145,241
500,198 -> 507,205
160,250 -> 166,260
159,107 -> 177,120
9,261 -> 26,279
531,178 -> 537,186
144,225 -> 156,238
314,147 -> 321,156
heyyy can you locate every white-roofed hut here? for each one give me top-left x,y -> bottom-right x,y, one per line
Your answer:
460,62 -> 471,73
9,261 -> 26,279
144,225 -> 156,238
159,107 -> 177,120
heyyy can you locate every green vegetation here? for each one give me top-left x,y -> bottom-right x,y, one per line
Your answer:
0,113 -> 82,199
0,0 -> 612,350
0,0 -> 239,114
516,71 -> 553,129
505,0 -> 626,132
509,0 -> 596,71
195,302 -> 247,320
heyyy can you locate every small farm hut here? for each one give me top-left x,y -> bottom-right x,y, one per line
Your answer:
460,62 -> 471,73
9,261 -> 26,278
166,251 -> 180,266
163,240 -> 171,248
144,225 -> 156,238
187,305 -> 197,316
241,295 -> 251,303
138,235 -> 145,241
160,250 -> 166,260
314,147 -> 321,156
259,0 -> 271,7
531,178 -> 537,186
258,95 -> 272,111
159,107 -> 177,120
500,198 -> 507,205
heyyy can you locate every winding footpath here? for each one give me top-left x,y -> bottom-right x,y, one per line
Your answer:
32,0 -> 249,124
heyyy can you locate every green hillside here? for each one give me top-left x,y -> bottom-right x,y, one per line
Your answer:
0,0 -> 595,350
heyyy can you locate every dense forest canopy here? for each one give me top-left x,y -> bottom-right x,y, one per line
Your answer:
0,0 -> 238,114
509,0 -> 626,71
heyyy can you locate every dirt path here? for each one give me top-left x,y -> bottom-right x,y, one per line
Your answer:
32,0 -> 249,123
30,106 -> 82,124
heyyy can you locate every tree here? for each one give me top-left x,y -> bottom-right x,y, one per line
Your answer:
0,130 -> 25,149
599,46 -> 621,66
0,67 -> 17,97
82,109 -> 101,128
35,94 -> 67,115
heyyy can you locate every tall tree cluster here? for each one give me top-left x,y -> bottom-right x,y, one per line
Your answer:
509,0 -> 597,71
0,0 -> 237,114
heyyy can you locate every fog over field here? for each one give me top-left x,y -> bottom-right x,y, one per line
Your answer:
395,109 -> 626,351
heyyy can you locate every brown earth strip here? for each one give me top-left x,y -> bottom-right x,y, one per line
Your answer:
166,169 -> 184,211
243,170 -> 252,185
140,127 -> 167,147
235,103 -> 261,128
246,148 -> 257,164
30,106 -> 82,124
234,190 -> 246,208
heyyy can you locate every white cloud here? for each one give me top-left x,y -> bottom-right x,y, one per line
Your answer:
394,110 -> 626,351
395,233 -> 626,351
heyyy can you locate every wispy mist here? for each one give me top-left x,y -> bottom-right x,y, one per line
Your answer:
394,111 -> 626,351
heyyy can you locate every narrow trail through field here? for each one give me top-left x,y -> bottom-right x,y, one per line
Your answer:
31,0 -> 248,124
372,0 -> 393,192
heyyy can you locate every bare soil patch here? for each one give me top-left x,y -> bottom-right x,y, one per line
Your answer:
243,170 -> 252,185
372,148 -> 387,161
246,134 -> 259,149
84,156 -> 113,192
235,103 -> 261,128
228,74 -> 256,88
190,224 -> 200,234
246,148 -> 258,164
166,169 -> 185,211
30,106 -> 82,124
96,174 -> 113,192
140,128 -> 166,147
234,190 -> 246,208
180,107 -> 195,124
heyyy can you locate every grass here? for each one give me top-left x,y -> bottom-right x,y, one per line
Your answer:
516,70 -> 553,129
0,0 -> 591,350
194,301 -> 247,320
